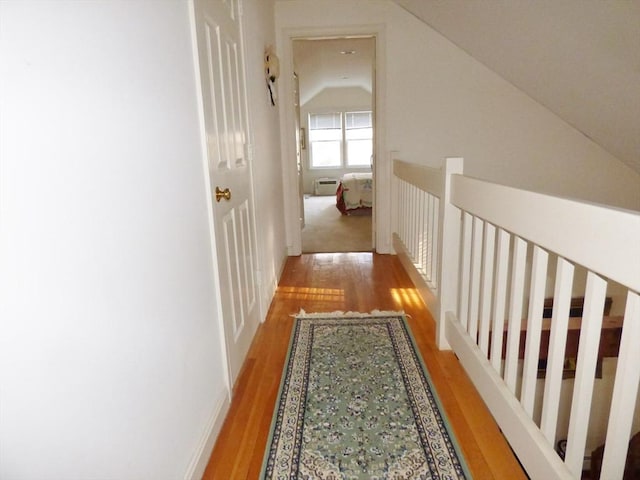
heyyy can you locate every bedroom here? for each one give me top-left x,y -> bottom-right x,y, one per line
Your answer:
293,37 -> 376,253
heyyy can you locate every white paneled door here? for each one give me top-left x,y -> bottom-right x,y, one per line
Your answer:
193,0 -> 259,385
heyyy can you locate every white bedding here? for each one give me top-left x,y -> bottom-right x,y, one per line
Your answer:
340,172 -> 373,210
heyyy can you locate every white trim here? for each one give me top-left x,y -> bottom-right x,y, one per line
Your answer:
307,109 -> 373,170
392,156 -> 640,478
236,0 -> 266,323
450,175 -> 640,293
277,24 -> 388,255
188,0 -> 232,396
183,393 -> 230,480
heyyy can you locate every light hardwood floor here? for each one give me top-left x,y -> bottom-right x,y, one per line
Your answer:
203,253 -> 527,479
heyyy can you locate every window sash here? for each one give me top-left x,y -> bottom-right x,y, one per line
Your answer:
310,141 -> 341,168
345,111 -> 372,129
308,111 -> 372,169
346,139 -> 372,166
309,112 -> 342,130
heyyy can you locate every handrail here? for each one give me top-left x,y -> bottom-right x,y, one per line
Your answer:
450,175 -> 640,293
392,156 -> 640,480
393,160 -> 443,196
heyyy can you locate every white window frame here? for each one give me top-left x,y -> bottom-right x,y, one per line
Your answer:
308,109 -> 372,170
308,111 -> 343,169
344,110 -> 373,168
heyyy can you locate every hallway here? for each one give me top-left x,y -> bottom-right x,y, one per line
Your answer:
203,253 -> 527,479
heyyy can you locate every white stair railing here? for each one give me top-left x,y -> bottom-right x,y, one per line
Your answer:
392,156 -> 640,479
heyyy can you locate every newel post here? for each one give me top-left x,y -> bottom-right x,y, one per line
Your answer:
436,157 -> 463,350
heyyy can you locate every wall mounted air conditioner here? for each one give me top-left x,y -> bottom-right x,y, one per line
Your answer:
314,178 -> 339,196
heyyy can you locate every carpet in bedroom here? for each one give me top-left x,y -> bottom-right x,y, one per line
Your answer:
301,195 -> 372,253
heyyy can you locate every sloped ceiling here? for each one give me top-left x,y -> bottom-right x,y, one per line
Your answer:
293,37 -> 374,106
393,0 -> 640,174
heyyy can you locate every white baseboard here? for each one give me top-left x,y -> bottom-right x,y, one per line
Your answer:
183,393 -> 230,480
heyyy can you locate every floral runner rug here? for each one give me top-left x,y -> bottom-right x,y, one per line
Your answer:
261,312 -> 471,479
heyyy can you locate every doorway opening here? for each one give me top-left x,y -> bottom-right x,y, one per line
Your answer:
292,37 -> 376,253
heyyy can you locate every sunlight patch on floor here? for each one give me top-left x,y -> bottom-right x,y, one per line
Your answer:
277,286 -> 345,302
390,287 -> 424,309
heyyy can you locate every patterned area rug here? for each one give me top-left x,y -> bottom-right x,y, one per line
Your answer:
261,312 -> 471,479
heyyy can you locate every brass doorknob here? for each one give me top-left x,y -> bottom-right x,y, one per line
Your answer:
215,186 -> 231,202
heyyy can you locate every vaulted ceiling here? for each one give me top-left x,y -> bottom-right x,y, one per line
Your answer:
293,37 -> 375,106
393,0 -> 640,174
290,1 -> 639,174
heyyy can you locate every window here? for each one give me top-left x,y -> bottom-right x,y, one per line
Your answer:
308,111 -> 372,169
309,113 -> 342,168
345,111 -> 373,167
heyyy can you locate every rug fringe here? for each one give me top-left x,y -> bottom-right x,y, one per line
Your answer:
264,309 -> 468,479
294,309 -> 406,318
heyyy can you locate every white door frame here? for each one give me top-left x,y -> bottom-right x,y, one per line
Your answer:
191,0 -> 262,388
277,25 -> 391,256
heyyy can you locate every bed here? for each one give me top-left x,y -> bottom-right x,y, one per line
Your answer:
336,172 -> 373,215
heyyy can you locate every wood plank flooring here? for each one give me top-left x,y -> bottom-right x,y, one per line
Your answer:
203,253 -> 527,479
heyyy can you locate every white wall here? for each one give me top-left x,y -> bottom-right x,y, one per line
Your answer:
243,0 -> 288,315
276,0 -> 640,211
301,87 -> 372,194
394,0 -> 640,177
0,2 -> 228,478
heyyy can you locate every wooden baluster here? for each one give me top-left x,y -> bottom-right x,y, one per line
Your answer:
490,228 -> 511,374
564,271 -> 607,476
600,291 -> 640,478
521,245 -> 548,417
457,212 -> 473,330
540,256 -> 574,443
504,236 -> 527,394
478,223 -> 496,356
467,216 -> 484,342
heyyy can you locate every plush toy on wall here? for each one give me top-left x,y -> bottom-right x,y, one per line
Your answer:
265,45 -> 280,106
